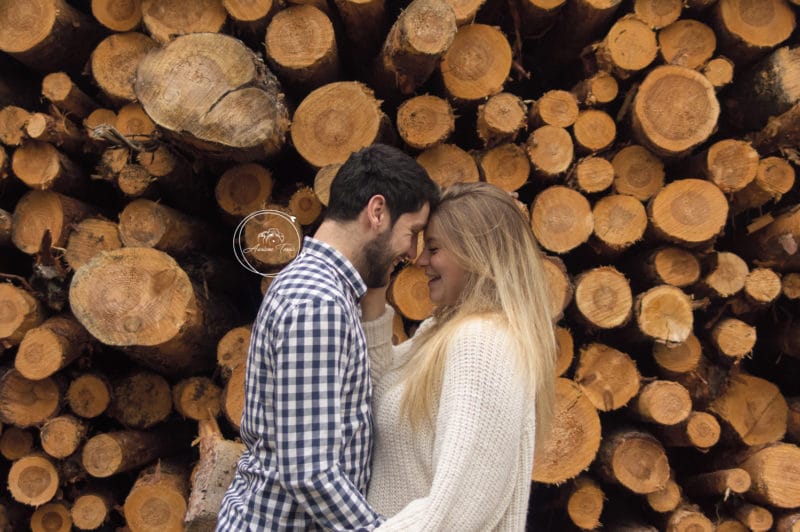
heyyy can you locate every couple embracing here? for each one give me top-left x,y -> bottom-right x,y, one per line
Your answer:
217,144 -> 557,531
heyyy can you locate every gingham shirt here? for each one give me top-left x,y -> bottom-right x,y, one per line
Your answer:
217,237 -> 383,531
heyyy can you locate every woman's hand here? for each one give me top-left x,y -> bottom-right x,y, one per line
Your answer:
361,285 -> 389,321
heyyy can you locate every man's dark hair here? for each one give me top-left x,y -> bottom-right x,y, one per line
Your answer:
326,144 -> 440,224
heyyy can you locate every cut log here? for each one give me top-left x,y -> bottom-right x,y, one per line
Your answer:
0,106 -> 32,147
24,113 -> 84,155
702,56 -> 735,91
611,145 -> 664,202
596,428 -> 670,494
573,266 -> 633,329
783,273 -> 800,300
92,0 -> 143,31
388,264 -> 434,321
694,139 -> 760,193
526,125 -> 574,179
222,363 -> 245,430
574,342 -> 640,411
710,373 -> 787,446
776,513 -> 800,532
0,283 -> 44,347
632,66 -> 719,158
0,426 -> 34,461
658,19 -> 716,69
119,199 -> 224,256
531,186 -> 592,253
91,32 -> 159,106
591,194 -> 647,254
647,475 -> 682,513
641,247 -> 701,288
477,92 -> 527,147
70,247 -> 236,374
710,317 -> 757,359
16,315 -> 90,380
82,428 -> 188,478
572,156 -> 614,194
115,103 -> 156,142
734,504 -> 773,532
647,179 -> 728,247
529,90 -> 579,129
746,205 -> 800,271
477,143 -> 530,192
572,72 -> 619,107
748,103 -> 800,155
396,95 -> 454,150
291,81 -> 388,168
7,454 -> 59,506
184,418 -> 246,531
591,15 -> 658,79
332,0 -> 385,54
543,255 -> 573,321
673,355 -> 729,409
109,372 -> 173,429
40,415 -> 87,459
631,380 -> 692,426
71,491 -> 113,531
30,501 -> 71,532
117,164 -> 157,199
554,326 -> 573,377
12,141 -> 87,195
141,0 -> 227,43
700,251 -> 749,298
633,0 -> 681,29
217,325 -> 251,380
634,285 -> 694,344
0,369 -> 60,428
374,0 -> 456,95
416,143 -> 480,188
573,109 -> 616,153
684,468 -> 751,497
136,32 -> 290,161
713,0 -> 796,67
665,507 -> 713,532
532,378 -> 601,484
67,373 -> 112,419
64,219 -> 122,272
265,5 -> 339,90
0,0 -> 101,74
735,443 -> 800,509
288,186 -> 323,226
566,476 -> 604,530
733,156 -> 795,213
439,24 -> 512,102
653,333 -> 702,376
173,376 -> 221,421
654,411 -> 720,449
124,461 -> 189,531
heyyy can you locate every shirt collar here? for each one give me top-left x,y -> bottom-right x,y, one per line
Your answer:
301,236 -> 367,299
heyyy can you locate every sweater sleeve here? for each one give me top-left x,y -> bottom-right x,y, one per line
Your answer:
361,304 -> 396,382
376,320 -> 533,531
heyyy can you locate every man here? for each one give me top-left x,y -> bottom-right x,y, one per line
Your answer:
217,144 -> 440,530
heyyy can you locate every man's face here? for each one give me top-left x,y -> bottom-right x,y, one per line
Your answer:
362,203 -> 430,288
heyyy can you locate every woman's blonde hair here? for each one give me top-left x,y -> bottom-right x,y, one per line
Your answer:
400,182 -> 557,448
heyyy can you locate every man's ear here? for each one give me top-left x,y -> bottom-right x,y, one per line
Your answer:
365,194 -> 387,230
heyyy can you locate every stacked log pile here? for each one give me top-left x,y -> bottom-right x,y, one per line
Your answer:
0,0 -> 799,530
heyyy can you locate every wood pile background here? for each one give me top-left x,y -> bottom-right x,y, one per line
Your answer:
0,0 -> 799,530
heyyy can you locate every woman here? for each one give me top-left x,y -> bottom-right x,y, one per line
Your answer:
361,182 -> 557,530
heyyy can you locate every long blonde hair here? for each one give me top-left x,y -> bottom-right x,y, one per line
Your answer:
400,182 -> 557,448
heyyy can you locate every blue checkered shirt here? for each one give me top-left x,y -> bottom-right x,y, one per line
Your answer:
217,237 -> 383,531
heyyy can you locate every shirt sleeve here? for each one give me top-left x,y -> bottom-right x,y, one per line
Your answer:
272,299 -> 383,531
376,321 -> 532,531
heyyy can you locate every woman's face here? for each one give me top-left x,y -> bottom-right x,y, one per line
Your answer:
416,219 -> 468,306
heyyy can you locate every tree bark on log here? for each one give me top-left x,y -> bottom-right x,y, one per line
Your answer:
82,428 -> 189,478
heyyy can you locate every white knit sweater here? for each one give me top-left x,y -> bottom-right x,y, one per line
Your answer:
363,306 -> 536,531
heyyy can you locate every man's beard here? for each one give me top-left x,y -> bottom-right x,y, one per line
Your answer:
362,229 -> 395,288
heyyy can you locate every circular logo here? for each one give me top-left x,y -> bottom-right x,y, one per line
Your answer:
232,209 -> 303,277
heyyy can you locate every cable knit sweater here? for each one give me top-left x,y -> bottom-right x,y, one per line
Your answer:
362,306 -> 536,531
